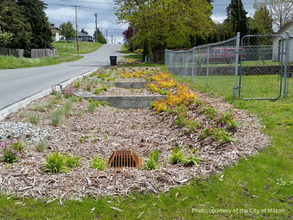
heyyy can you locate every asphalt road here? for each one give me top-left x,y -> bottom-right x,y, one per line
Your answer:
0,44 -> 122,110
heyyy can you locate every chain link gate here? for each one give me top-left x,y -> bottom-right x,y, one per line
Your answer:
239,35 -> 285,100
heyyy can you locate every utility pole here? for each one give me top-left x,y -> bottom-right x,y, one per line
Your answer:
111,35 -> 114,44
72,5 -> 80,51
94,13 -> 98,43
105,29 -> 108,44
133,26 -> 135,53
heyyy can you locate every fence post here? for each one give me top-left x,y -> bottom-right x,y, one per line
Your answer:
233,32 -> 240,98
284,31 -> 289,98
206,46 -> 209,87
192,48 -> 195,82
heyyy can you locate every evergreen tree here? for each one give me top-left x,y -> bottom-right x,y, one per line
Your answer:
81,28 -> 88,34
17,0 -> 53,49
226,0 -> 249,38
0,1 -> 31,50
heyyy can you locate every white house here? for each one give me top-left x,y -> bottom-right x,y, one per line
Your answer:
272,22 -> 293,62
50,24 -> 62,42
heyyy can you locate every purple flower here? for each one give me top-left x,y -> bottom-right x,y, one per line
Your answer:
194,128 -> 198,133
218,124 -> 221,128
4,145 -> 8,149
207,125 -> 211,129
17,139 -> 20,143
10,139 -> 15,144
0,142 -> 3,147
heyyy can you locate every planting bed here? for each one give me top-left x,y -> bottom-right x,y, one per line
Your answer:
0,67 -> 270,200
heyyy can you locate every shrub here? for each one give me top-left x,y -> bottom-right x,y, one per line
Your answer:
181,154 -> 201,167
1,145 -> 19,164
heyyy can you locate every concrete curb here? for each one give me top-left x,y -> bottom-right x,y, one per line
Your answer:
0,68 -> 98,122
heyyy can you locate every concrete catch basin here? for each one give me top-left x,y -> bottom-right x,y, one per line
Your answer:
81,95 -> 165,109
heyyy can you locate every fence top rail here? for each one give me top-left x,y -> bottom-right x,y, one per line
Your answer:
165,36 -> 237,53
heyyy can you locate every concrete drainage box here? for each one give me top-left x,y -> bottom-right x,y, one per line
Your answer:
90,80 -> 147,89
82,95 -> 165,109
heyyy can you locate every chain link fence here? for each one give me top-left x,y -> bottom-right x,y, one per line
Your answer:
165,32 -> 292,99
165,36 -> 238,98
239,35 -> 283,99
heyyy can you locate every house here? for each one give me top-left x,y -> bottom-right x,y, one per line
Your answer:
68,32 -> 93,41
77,32 -> 93,41
272,22 -> 293,62
50,24 -> 62,42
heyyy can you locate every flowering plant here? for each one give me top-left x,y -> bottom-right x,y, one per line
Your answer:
0,139 -> 25,164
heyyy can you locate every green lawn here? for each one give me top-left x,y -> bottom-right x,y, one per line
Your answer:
0,41 -> 103,70
1,65 -> 293,219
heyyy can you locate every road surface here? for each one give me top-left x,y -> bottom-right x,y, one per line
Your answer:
0,44 -> 122,110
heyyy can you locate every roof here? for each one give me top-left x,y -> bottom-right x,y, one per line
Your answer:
275,21 -> 293,34
50,26 -> 61,32
78,32 -> 92,37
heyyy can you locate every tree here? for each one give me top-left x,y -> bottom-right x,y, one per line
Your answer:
93,28 -> 106,44
256,0 -> 293,31
0,1 -> 32,50
81,28 -> 88,34
115,0 -> 213,55
226,0 -> 249,38
17,0 -> 53,49
60,21 -> 76,39
250,3 -> 273,34
0,27 -> 13,46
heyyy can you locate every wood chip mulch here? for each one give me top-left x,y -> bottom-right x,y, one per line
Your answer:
0,88 -> 270,200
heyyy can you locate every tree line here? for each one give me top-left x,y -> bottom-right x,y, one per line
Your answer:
118,0 -> 291,60
0,0 -> 53,52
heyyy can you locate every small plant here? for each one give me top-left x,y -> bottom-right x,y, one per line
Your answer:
88,155 -> 105,171
104,134 -> 108,140
35,139 -> 48,152
42,151 -> 69,173
51,85 -> 57,95
79,96 -> 83,102
27,112 -> 40,125
86,84 -> 91,91
168,146 -> 184,164
10,139 -> 25,153
181,154 -> 201,167
74,81 -> 81,88
100,101 -> 109,106
87,102 -> 97,113
1,143 -> 19,164
64,154 -> 81,168
30,103 -> 45,111
62,87 -> 76,99
63,101 -> 73,116
51,108 -> 64,127
144,149 -> 160,170
76,110 -> 84,117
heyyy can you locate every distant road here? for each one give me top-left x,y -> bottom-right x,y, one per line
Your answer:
0,44 -> 122,110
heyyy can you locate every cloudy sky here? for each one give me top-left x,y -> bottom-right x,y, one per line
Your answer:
43,0 -> 256,44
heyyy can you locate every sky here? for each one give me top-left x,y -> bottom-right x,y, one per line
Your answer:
43,0 -> 257,44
